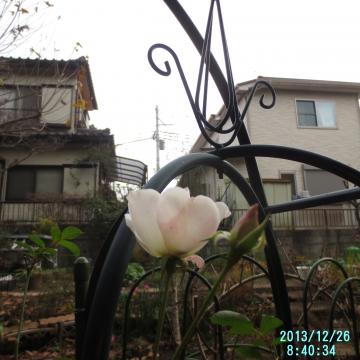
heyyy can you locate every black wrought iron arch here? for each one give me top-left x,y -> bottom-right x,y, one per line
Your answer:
80,152 -> 290,359
77,1 -> 360,359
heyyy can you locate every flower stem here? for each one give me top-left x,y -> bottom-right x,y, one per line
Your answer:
171,263 -> 232,360
15,268 -> 32,360
153,259 -> 174,359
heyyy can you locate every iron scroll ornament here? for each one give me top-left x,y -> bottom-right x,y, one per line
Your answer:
147,0 -> 276,149
148,43 -> 276,148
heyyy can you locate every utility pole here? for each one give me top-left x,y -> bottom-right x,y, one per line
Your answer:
155,105 -> 160,172
154,105 -> 171,172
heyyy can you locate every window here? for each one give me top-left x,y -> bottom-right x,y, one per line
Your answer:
303,166 -> 344,196
0,87 -> 40,125
296,100 -> 336,128
6,167 -> 63,201
41,87 -> 73,124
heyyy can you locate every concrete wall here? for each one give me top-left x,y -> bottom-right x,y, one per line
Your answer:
275,229 -> 360,260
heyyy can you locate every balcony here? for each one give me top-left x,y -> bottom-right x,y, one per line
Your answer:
0,201 -> 89,225
1,203 -> 359,231
225,208 -> 360,231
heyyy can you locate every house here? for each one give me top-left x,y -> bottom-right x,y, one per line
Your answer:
0,57 -> 147,227
181,76 -> 360,257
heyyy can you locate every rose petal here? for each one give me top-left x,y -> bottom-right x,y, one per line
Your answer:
156,187 -> 190,223
126,189 -> 166,257
125,214 -> 163,257
215,202 -> 231,219
159,195 -> 226,256
184,254 -> 205,269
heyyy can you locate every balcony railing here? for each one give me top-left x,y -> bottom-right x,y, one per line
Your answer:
226,208 -> 360,230
0,201 -> 89,225
2,203 -> 359,230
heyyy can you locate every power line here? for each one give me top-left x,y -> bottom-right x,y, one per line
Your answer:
116,137 -> 153,146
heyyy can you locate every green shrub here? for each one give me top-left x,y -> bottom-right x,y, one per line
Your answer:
124,262 -> 145,284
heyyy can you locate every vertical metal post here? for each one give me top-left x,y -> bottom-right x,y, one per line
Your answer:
74,257 -> 90,360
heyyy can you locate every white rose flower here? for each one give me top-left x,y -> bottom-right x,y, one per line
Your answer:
125,187 -> 231,258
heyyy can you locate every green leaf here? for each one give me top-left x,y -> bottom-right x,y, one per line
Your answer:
58,239 -> 80,256
61,226 -> 83,241
211,311 -> 256,335
28,234 -> 45,248
15,240 -> 33,252
260,314 -> 283,335
236,345 -> 263,359
41,248 -> 57,257
51,225 -> 61,243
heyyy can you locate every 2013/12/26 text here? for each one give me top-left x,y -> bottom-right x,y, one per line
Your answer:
280,330 -> 350,343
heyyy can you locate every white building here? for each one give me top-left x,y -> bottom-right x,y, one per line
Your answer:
182,76 -> 360,236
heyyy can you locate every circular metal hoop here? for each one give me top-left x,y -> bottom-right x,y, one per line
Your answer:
80,146 -> 360,359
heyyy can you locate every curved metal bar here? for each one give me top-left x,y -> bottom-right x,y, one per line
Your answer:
242,80 -> 276,116
303,258 -> 349,333
156,1 -> 276,150
157,7 -> 289,341
122,267 -> 161,360
302,258 -> 351,360
147,42 -> 226,149
148,43 -> 234,149
211,145 -> 360,186
80,152 -> 293,359
218,161 -> 294,340
82,207 -> 129,343
159,2 -> 280,244
163,0 -> 229,106
328,277 -> 360,357
182,253 -> 269,337
147,44 -> 275,150
83,143 -> 360,358
148,43 -> 235,136
268,187 -> 360,213
203,253 -> 269,277
183,268 -> 225,360
80,153 -> 232,360
148,43 -> 194,107
122,265 -> 225,360
161,0 -> 272,225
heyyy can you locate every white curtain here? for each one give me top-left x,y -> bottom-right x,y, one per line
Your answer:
316,101 -> 336,127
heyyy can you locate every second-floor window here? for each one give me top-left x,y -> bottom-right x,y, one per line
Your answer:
6,166 -> 63,201
0,87 -> 40,125
296,100 -> 336,128
41,86 -> 73,125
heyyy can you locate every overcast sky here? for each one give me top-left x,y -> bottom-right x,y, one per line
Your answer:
11,0 -> 360,176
